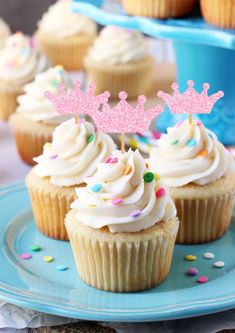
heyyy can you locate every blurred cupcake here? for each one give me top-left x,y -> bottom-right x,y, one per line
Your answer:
26,118 -> 115,240
66,149 -> 179,292
0,32 -> 47,120
0,18 -> 10,49
122,0 -> 196,18
201,0 -> 235,29
84,26 -> 154,99
149,119 -> 235,244
10,66 -> 71,165
37,0 -> 97,70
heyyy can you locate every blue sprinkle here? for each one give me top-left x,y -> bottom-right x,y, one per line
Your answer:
138,135 -> 148,143
187,139 -> 197,148
91,183 -> 102,192
56,265 -> 68,271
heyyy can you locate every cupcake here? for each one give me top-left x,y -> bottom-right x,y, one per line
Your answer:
37,0 -> 97,70
149,119 -> 235,244
0,18 -> 10,49
0,32 -> 47,120
201,0 -> 235,29
10,65 -> 71,165
122,0 -> 196,19
84,26 -> 154,99
65,149 -> 179,292
26,118 -> 115,240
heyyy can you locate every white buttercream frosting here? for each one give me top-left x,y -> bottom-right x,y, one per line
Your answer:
87,26 -> 150,65
17,66 -> 71,125
33,119 -> 115,187
71,149 -> 176,233
149,120 -> 234,187
38,0 -> 96,39
0,32 -> 47,85
0,18 -> 10,49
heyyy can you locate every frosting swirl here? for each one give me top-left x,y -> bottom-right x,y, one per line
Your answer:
17,66 -> 71,124
38,0 -> 96,39
0,32 -> 47,86
0,18 -> 10,49
33,119 -> 115,187
87,26 -> 150,65
71,149 -> 176,233
149,120 -> 234,187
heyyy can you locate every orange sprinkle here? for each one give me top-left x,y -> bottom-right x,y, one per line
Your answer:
198,149 -> 208,157
124,165 -> 132,175
145,163 -> 149,169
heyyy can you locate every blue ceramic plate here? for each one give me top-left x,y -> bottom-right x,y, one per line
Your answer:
1,182 -> 235,322
72,1 -> 235,49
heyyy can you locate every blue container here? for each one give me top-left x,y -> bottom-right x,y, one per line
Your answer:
157,42 -> 235,145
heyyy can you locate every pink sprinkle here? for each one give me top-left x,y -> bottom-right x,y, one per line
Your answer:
110,157 -> 118,164
130,210 -> 141,218
152,130 -> 161,139
78,119 -> 84,124
21,253 -> 31,260
197,276 -> 208,284
111,198 -> 123,205
105,157 -> 112,163
176,120 -> 184,128
49,154 -> 58,160
196,120 -> 202,126
155,188 -> 166,198
29,38 -> 35,49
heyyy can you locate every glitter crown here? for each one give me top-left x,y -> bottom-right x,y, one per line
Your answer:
157,80 -> 224,114
44,81 -> 109,116
45,81 -> 163,133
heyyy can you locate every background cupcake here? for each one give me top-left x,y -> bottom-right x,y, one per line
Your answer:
26,118 -> 115,240
0,18 -> 11,49
122,0 -> 196,18
149,119 -> 235,244
0,32 -> 47,120
84,26 -> 154,99
201,0 -> 235,29
37,0 -> 97,70
66,149 -> 179,292
10,65 -> 71,165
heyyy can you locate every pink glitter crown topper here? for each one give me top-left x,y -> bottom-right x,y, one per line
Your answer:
157,80 -> 224,114
45,81 -> 163,133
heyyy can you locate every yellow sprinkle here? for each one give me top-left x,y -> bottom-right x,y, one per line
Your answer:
184,254 -> 197,261
148,144 -> 153,152
123,165 -> 132,176
154,173 -> 160,180
198,149 -> 208,157
45,143 -> 52,149
43,256 -> 53,263
129,139 -> 138,149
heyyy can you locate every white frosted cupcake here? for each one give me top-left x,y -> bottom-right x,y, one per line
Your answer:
0,32 -> 47,120
0,18 -> 10,49
37,0 -> 96,70
84,26 -> 154,99
66,149 -> 179,292
26,118 -> 115,240
10,66 -> 71,165
149,119 -> 235,244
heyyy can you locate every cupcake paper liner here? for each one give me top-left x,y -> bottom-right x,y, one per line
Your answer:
201,0 -> 235,29
10,113 -> 55,165
170,174 -> 235,244
84,56 -> 154,99
66,210 -> 179,292
26,170 -> 77,241
0,81 -> 22,121
37,32 -> 96,71
122,0 -> 196,18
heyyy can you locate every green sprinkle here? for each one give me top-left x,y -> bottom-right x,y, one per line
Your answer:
87,134 -> 95,143
30,245 -> 41,252
143,172 -> 154,183
171,139 -> 179,145
51,79 -> 59,87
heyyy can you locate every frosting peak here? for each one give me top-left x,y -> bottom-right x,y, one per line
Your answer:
33,119 -> 115,186
149,120 -> 234,187
71,149 -> 176,233
38,0 -> 96,39
17,66 -> 71,124
87,26 -> 150,65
